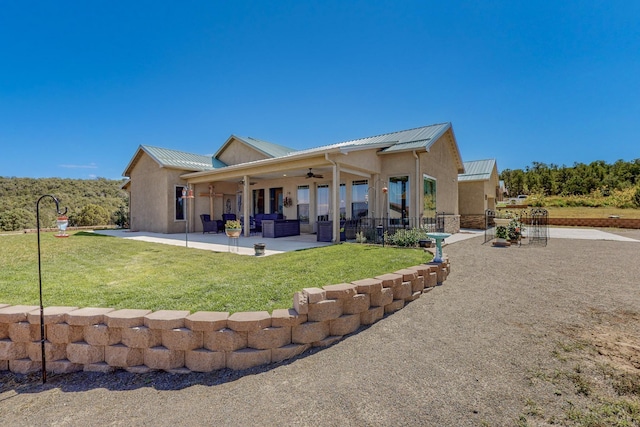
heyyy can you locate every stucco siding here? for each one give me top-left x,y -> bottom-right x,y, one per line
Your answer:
459,181 -> 485,215
419,130 -> 459,215
217,139 -> 270,166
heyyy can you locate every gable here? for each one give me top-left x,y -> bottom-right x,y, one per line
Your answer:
214,135 -> 296,166
123,145 -> 215,177
459,159 -> 497,182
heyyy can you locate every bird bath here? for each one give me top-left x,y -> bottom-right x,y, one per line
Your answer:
426,232 -> 451,263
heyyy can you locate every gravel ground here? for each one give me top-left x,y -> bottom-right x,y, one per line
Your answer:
1,232 -> 639,426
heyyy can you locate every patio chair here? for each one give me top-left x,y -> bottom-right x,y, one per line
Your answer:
222,213 -> 237,223
200,214 -> 222,234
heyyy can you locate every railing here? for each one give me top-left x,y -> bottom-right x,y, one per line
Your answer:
484,208 -> 549,246
343,214 -> 445,244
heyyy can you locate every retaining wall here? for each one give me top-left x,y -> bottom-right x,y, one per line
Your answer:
547,217 -> 640,229
0,260 -> 449,375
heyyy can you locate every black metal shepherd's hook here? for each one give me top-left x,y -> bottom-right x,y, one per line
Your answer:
36,195 -> 67,384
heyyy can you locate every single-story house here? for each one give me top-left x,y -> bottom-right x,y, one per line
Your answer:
458,159 -> 500,229
123,122 -> 466,241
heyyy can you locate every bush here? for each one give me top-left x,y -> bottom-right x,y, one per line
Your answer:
384,228 -> 430,247
74,204 -> 111,226
634,187 -> 640,208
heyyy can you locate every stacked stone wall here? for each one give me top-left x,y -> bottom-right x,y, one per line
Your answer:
0,260 -> 450,375
547,217 -> 640,229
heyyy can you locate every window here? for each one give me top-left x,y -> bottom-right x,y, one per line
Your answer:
351,180 -> 368,218
175,186 -> 186,221
389,176 -> 410,224
253,189 -> 265,215
317,184 -> 329,221
270,187 -> 283,214
297,185 -> 309,223
423,175 -> 437,217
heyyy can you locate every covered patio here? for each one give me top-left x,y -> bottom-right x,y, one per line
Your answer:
94,228 -> 333,256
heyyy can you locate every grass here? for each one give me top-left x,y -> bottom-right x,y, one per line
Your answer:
0,231 -> 430,313
521,336 -> 640,426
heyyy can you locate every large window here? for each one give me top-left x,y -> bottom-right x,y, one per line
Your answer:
297,185 -> 309,223
389,176 -> 410,224
317,184 -> 329,221
253,189 -> 265,215
175,186 -> 186,221
423,175 -> 437,217
270,187 -> 283,214
351,180 -> 368,218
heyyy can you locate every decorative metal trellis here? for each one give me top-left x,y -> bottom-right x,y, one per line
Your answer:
484,208 -> 549,246
484,209 -> 496,244
520,208 -> 549,246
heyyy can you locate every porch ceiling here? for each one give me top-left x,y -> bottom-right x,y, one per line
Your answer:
182,156 -> 376,184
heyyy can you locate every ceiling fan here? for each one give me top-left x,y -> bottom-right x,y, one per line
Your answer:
306,168 -> 323,179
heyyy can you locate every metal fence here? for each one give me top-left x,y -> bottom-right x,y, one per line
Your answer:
521,208 -> 549,246
484,208 -> 549,246
343,213 -> 445,244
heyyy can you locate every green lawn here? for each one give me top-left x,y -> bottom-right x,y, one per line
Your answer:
0,231 -> 430,313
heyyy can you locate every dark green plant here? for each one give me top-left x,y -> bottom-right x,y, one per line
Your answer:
496,225 -> 508,239
507,219 -> 522,241
633,186 -> 640,207
384,228 -> 431,247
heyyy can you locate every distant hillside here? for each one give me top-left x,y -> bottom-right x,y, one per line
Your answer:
500,159 -> 640,197
0,177 -> 128,231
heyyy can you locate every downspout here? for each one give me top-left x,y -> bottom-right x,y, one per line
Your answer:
325,153 -> 339,243
413,150 -> 421,222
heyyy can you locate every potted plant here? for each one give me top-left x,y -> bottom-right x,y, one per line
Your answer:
507,218 -> 521,243
225,219 -> 242,237
493,225 -> 510,247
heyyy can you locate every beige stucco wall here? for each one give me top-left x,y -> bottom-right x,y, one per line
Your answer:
458,165 -> 500,216
217,139 -> 270,166
458,181 -> 485,215
418,130 -> 460,215
129,152 -> 192,234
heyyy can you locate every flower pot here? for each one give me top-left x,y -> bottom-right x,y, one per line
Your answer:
225,228 -> 241,238
493,218 -> 511,227
418,239 -> 432,248
254,243 -> 266,256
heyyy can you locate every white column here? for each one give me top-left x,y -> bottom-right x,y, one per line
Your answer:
243,175 -> 250,237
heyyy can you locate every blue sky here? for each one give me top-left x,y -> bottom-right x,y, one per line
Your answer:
1,1 -> 638,179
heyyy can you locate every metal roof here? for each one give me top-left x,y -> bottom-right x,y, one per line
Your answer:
140,145 -> 216,171
276,123 -> 452,158
458,159 -> 497,182
232,136 -> 296,158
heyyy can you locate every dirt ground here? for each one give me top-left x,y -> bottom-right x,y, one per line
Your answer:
1,231 -> 639,426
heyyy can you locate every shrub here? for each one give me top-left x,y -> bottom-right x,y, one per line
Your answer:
74,204 -> 111,226
634,187 -> 640,208
384,228 -> 430,247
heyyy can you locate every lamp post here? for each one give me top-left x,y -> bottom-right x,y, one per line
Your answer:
182,185 -> 194,247
36,195 -> 67,383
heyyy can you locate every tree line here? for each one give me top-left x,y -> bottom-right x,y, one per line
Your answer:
0,177 -> 129,232
500,159 -> 640,201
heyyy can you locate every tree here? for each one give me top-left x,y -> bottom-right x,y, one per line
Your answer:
74,204 -> 111,226
0,208 -> 36,231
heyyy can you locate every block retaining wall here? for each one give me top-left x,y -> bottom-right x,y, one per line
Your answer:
547,217 -> 640,229
460,216 -> 640,230
0,260 -> 450,376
